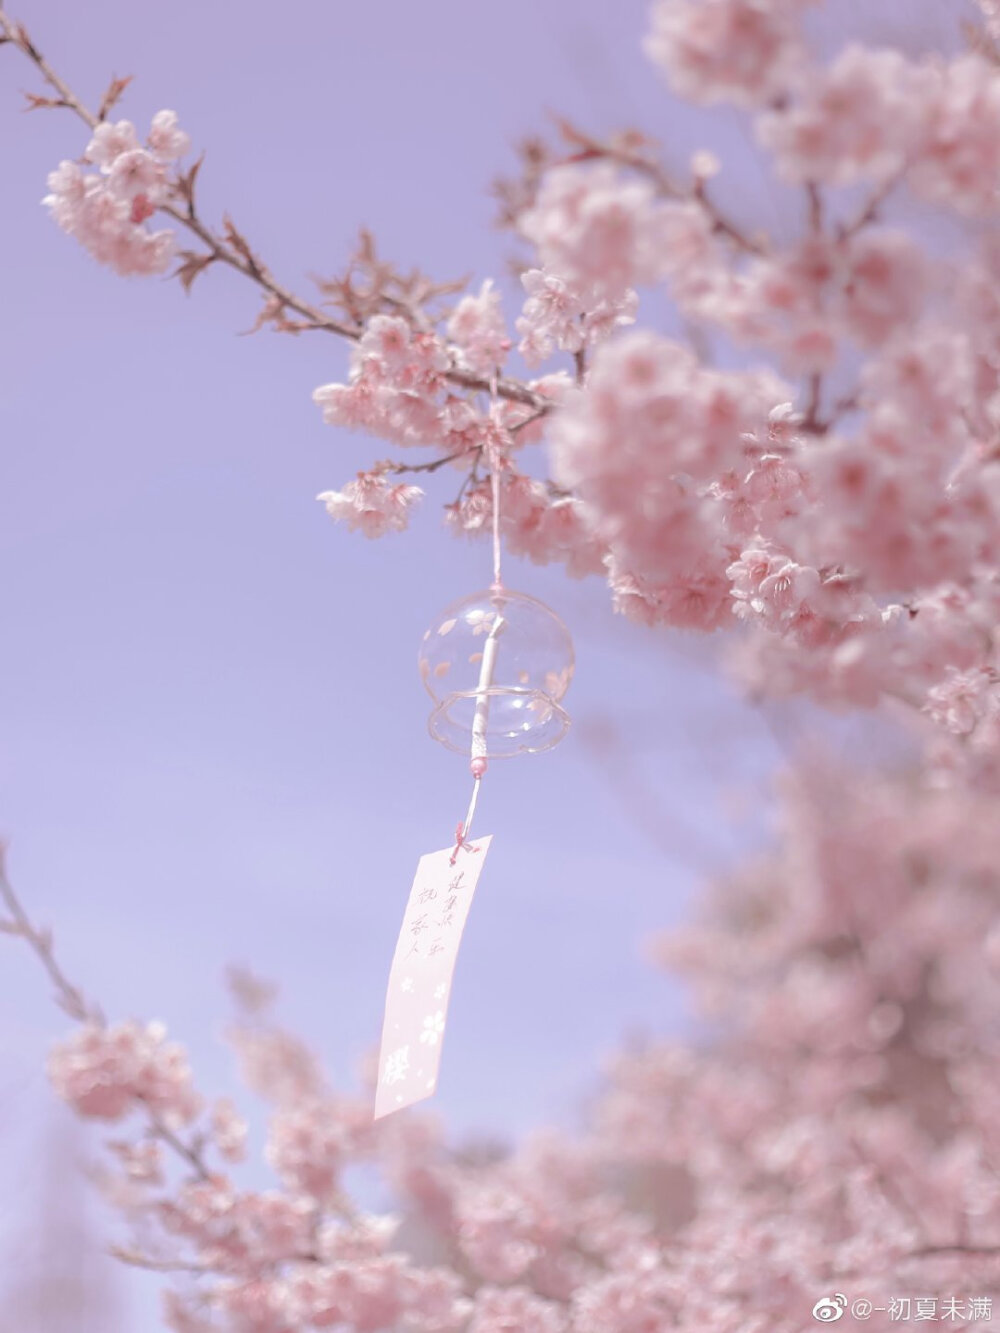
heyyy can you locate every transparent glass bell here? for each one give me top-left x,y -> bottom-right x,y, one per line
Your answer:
419,588 -> 574,758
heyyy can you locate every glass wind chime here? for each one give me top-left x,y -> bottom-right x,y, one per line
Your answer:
373,391 -> 574,1119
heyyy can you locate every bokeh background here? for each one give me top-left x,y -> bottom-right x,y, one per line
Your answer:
0,0 -> 963,1323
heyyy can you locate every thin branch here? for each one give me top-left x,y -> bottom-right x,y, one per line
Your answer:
141,1103 -> 212,1183
907,1244 -> 1000,1261
110,1247 -> 211,1275
385,447 -> 479,477
806,181 -> 823,234
837,170 -> 906,240
445,364 -> 549,410
0,15 -> 94,126
159,200 -> 363,341
0,844 -> 100,1024
509,404 -> 550,436
622,151 -> 765,257
548,118 -> 767,257
801,370 -> 824,434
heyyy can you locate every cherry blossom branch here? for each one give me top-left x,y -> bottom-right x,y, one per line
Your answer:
0,844 -> 100,1025
801,370 -> 824,433
162,205 -> 361,343
111,1242 -> 329,1274
837,169 -> 907,240
385,448 -> 477,477
805,181 -> 823,234
0,847 -> 215,1181
110,1247 -> 211,1275
381,399 -> 548,484
141,1104 -> 212,1182
0,8 -> 550,416
908,1244 -> 1000,1262
550,117 -> 767,257
508,404 -> 550,435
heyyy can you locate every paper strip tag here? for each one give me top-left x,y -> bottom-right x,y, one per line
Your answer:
373,836 -> 492,1120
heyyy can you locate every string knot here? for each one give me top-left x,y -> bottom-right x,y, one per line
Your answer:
449,821 -> 481,866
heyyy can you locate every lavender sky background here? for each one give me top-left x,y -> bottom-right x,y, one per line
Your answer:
0,0 -> 967,1322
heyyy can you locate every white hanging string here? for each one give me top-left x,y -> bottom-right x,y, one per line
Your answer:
451,372 -> 504,861
453,773 -> 483,864
490,392 -> 503,592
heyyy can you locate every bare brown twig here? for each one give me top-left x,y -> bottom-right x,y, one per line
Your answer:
385,447 -> 477,477
806,181 -> 823,234
836,169 -> 906,240
509,403 -> 550,435
547,117 -> 767,258
0,845 -> 100,1025
907,1244 -> 1000,1262
802,370 -> 824,434
142,1105 -> 213,1182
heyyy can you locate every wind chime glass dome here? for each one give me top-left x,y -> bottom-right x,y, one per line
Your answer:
418,588 -> 574,758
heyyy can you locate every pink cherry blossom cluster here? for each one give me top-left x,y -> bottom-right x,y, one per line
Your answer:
515,269 -> 638,367
518,162 -> 673,304
313,316 -> 457,449
44,111 -> 189,275
48,1018 -> 200,1123
550,332 -> 791,629
446,281 -> 511,376
644,0 -> 810,107
759,46 -> 1000,216
317,470 -> 424,538
31,754 -> 1000,1331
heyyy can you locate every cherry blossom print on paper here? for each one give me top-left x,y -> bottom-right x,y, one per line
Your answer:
374,837 -> 492,1120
